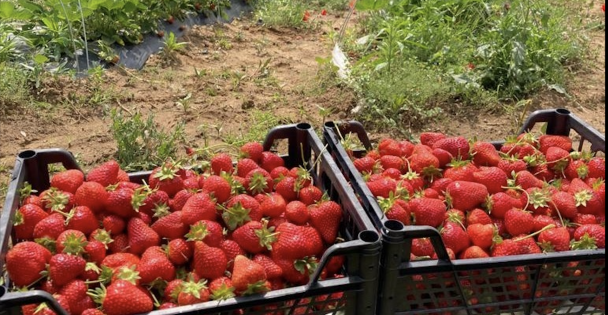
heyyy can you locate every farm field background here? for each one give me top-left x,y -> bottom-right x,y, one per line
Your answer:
0,0 -> 605,200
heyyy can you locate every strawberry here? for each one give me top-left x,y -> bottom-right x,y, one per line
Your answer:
504,208 -> 534,236
466,223 -> 495,250
245,168 -> 273,195
101,253 -> 140,272
408,150 -> 441,178
81,309 -> 104,315
231,255 -> 268,295
572,224 -> 605,249
232,220 -> 277,254
240,142 -> 264,163
211,152 -> 234,175
272,223 -> 323,260
587,156 -> 605,179
14,203 -> 49,240
298,185 -> 323,206
136,246 -> 176,284
538,227 -> 570,252
409,197 -> 445,227
223,194 -> 262,230
236,158 -> 259,178
185,219 -> 224,247
6,241 -> 52,286
380,197 -> 411,225
514,170 -> 544,189
382,168 -> 402,180
169,189 -> 195,212
166,238 -> 193,265
545,146 -> 571,172
181,192 -> 217,225
366,177 -> 397,198
379,155 -> 404,171
219,239 -> 245,271
177,279 -> 210,305
353,156 -> 377,174
127,217 -> 160,256
33,212 -> 66,241
208,277 -> 236,301
419,132 -> 446,147
284,200 -> 309,225
107,233 -> 129,253
445,181 -> 489,211
60,279 -> 92,315
192,241 -> 227,280
49,253 -> 87,286
23,195 -> 44,208
252,254 -> 283,279
84,240 -> 106,264
491,239 -> 525,257
472,141 -> 501,166
574,189 -> 603,216
56,229 -> 88,255
565,159 -> 589,180
148,164 -> 184,198
104,188 -> 136,218
538,135 -> 572,154
102,215 -> 125,236
497,158 -> 527,175
151,210 -> 188,240
138,189 -> 170,216
91,280 -> 153,315
440,221 -> 470,255
472,166 -> 508,194
485,191 -> 522,219
432,136 -> 470,160
378,138 -> 403,156
66,206 -> 99,235
269,166 -> 290,181
308,200 -> 342,244
259,192 -> 287,218
532,215 -> 556,232
163,278 -> 183,303
86,160 -> 120,187
466,208 -> 492,226
460,246 -> 490,259
51,169 -> 85,194
549,191 -> 578,220
275,176 -> 298,202
201,175 -> 232,203
431,148 -> 453,168
260,151 -> 285,173
74,182 -> 108,213
411,238 -> 434,257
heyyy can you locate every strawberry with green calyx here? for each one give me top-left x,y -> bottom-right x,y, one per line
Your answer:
6,241 -> 52,287
571,224 -> 605,249
537,226 -> 571,252
564,159 -> 589,180
440,221 -> 470,255
491,224 -> 555,257
177,278 -> 210,305
443,159 -> 477,182
33,212 -> 66,243
544,146 -> 571,174
111,265 -> 141,285
573,189 -> 603,216
200,175 -> 232,203
149,163 -> 184,198
185,219 -> 223,247
275,256 -> 319,285
89,228 -> 113,248
504,208 -> 534,236
127,217 -> 160,256
231,219 -> 278,254
586,156 -> 605,179
497,157 -> 527,175
408,147 -> 442,180
56,230 -> 88,256
432,147 -> 454,169
86,160 -> 120,187
137,185 -> 170,216
245,169 -> 273,195
522,187 -> 552,216
366,177 -> 397,199
88,280 -> 154,315
209,277 -> 236,301
51,169 -> 85,194
377,192 -> 410,225
444,181 -> 488,212
104,187 -> 137,218
308,199 -> 343,244
41,187 -> 74,213
298,185 -> 323,206
222,194 -> 262,230
210,152 -> 234,175
192,241 -> 228,280
165,238 -> 193,266
65,206 -> 99,236
14,203 -> 49,240
181,192 -> 217,225
151,209 -> 188,240
471,141 -> 501,166
136,246 -> 176,284
231,255 -> 269,295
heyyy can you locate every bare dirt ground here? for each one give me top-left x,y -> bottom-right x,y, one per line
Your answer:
0,6 -> 604,203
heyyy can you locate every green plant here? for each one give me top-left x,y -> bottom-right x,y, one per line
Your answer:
222,109 -> 282,147
110,108 -> 185,171
160,32 -> 188,64
251,0 -> 308,28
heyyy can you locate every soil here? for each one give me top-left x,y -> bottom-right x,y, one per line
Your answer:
0,6 -> 605,204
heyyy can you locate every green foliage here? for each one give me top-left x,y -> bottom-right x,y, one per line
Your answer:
0,63 -> 31,113
222,109 -> 281,147
251,0 -> 309,28
110,108 -> 185,171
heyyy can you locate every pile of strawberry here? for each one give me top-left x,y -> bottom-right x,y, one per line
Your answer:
348,132 -> 605,260
6,142 -> 346,315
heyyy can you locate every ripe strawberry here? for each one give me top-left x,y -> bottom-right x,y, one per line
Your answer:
298,185 -> 323,206
549,191 -> 578,220
443,161 -> 477,182
378,138 -> 403,156
127,217 -> 160,256
445,181 -> 489,211
572,224 -> 605,249
49,253 -> 87,286
177,279 -> 210,305
587,156 -> 605,179
284,200 -> 309,225
269,166 -> 290,181
515,170 -> 544,190
181,192 -> 217,225
107,233 -> 129,253
51,169 -> 85,194
565,159 -> 589,180
40,188 -> 75,213
59,279 -> 91,315
460,246 -> 490,259
378,155 -> 404,171
151,210 -> 188,240
231,255 -> 268,294
245,168 -> 273,195
74,182 -> 108,213
366,177 -> 397,198
432,136 -> 470,160
56,229 -> 88,255
185,219 -> 223,247
545,146 -> 571,172
411,238 -> 434,257
538,135 -> 572,155
431,148 -> 453,168
169,189 -> 195,212
380,198 -> 411,225
236,158 -> 259,178
408,150 -> 441,178
538,227 -> 570,252
574,189 -> 603,216
208,277 -> 236,301
240,142 -> 264,163
201,175 -> 232,203
497,158 -> 527,175
260,151 -> 285,173
275,176 -> 298,202
14,203 -> 49,240
259,192 -> 287,218
166,238 -> 192,265
148,164 -> 184,198
223,194 -> 262,230
491,239 -> 525,257
81,309 -> 104,315
485,192 -> 522,219
409,197 -> 445,227
66,206 -> 99,235
472,166 -> 508,194
102,215 -> 125,236
232,220 -> 277,254
33,212 -> 66,241
466,208 -> 492,226
440,221 -> 470,255
219,239 -> 245,271
92,280 -> 154,315
192,241 -> 227,280
137,246 -> 176,284
419,132 -> 446,147
466,223 -> 495,250
23,195 -> 44,208
6,241 -> 52,286
84,240 -> 106,264
138,189 -> 170,216
101,253 -> 140,272
472,141 -> 501,166
504,208 -> 534,236
308,200 -> 342,244
353,156 -> 377,174
272,223 -> 323,260
86,160 -> 120,187
252,254 -> 283,279
210,152 -> 234,175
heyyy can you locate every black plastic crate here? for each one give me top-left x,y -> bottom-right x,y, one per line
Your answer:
0,123 -> 382,315
323,108 -> 606,315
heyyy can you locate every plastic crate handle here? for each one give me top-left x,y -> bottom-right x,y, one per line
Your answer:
0,289 -> 69,315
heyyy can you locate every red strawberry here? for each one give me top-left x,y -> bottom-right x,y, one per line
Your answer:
231,255 -> 268,294
419,132 -> 446,147
92,280 -> 154,315
101,252 -> 140,271
472,166 -> 508,194
445,181 -> 489,211
497,158 -> 527,175
259,192 -> 287,218
245,168 -> 273,195
148,164 -> 184,198
411,238 -> 434,257
260,151 -> 285,173
104,188 -> 136,218
379,155 -> 404,171
74,182 -> 108,213
440,221 -> 470,255
86,160 -> 120,187
485,192 -> 522,219
219,239 -> 245,271
56,229 -> 88,255
177,279 -> 210,305
504,208 -> 534,236
538,227 -> 570,252
549,191 -> 578,220
33,212 -> 66,241
166,238 -> 193,265
572,224 -> 605,249
138,189 -> 170,216
366,177 -> 397,198
472,141 -> 501,166
201,175 -> 232,203
60,279 -> 91,315
232,220 -> 277,254
84,240 -> 106,264
431,148 -> 453,168
432,136 -> 470,160
460,246 -> 490,259
163,279 -> 183,303
236,158 -> 259,178
284,200 -> 309,225
127,217 -> 160,256
211,152 -> 234,175
378,138 -> 403,156
466,223 -> 495,250
308,200 -> 342,244
151,210 -> 188,240
252,254 -> 283,279
565,159 -> 589,180
6,241 -> 52,286
185,219 -> 223,247
102,215 -> 125,236
275,176 -> 298,202
409,150 -> 441,178
587,156 -> 605,179
107,233 -> 129,253
181,192 -> 217,225
192,241 -> 227,280
409,197 -> 445,227
51,169 -> 85,194
538,135 -> 572,154
14,203 -> 49,240
170,189 -> 195,212
381,198 -> 411,225
49,253 -> 87,286
574,189 -> 603,216
353,156 -> 377,174
136,246 -> 176,284
271,223 -> 323,260
240,142 -> 264,163
208,277 -> 236,301
223,194 -> 262,230
545,146 -> 571,172
298,185 -> 323,206
515,170 -> 544,189
66,206 -> 99,235
466,208 -> 492,226
269,166 -> 290,181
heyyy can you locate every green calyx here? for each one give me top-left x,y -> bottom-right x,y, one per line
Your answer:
248,172 -> 269,195
181,279 -> 208,299
241,280 -> 269,296
153,164 -> 178,181
222,202 -> 251,231
210,282 -> 236,301
254,219 -> 278,251
61,233 -> 88,256
185,221 -> 211,241
114,265 -> 141,285
570,234 -> 598,250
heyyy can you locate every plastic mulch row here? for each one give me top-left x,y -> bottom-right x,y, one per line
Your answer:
0,123 -> 382,315
323,108 -> 606,315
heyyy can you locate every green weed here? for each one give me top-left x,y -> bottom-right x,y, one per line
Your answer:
222,109 -> 282,147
